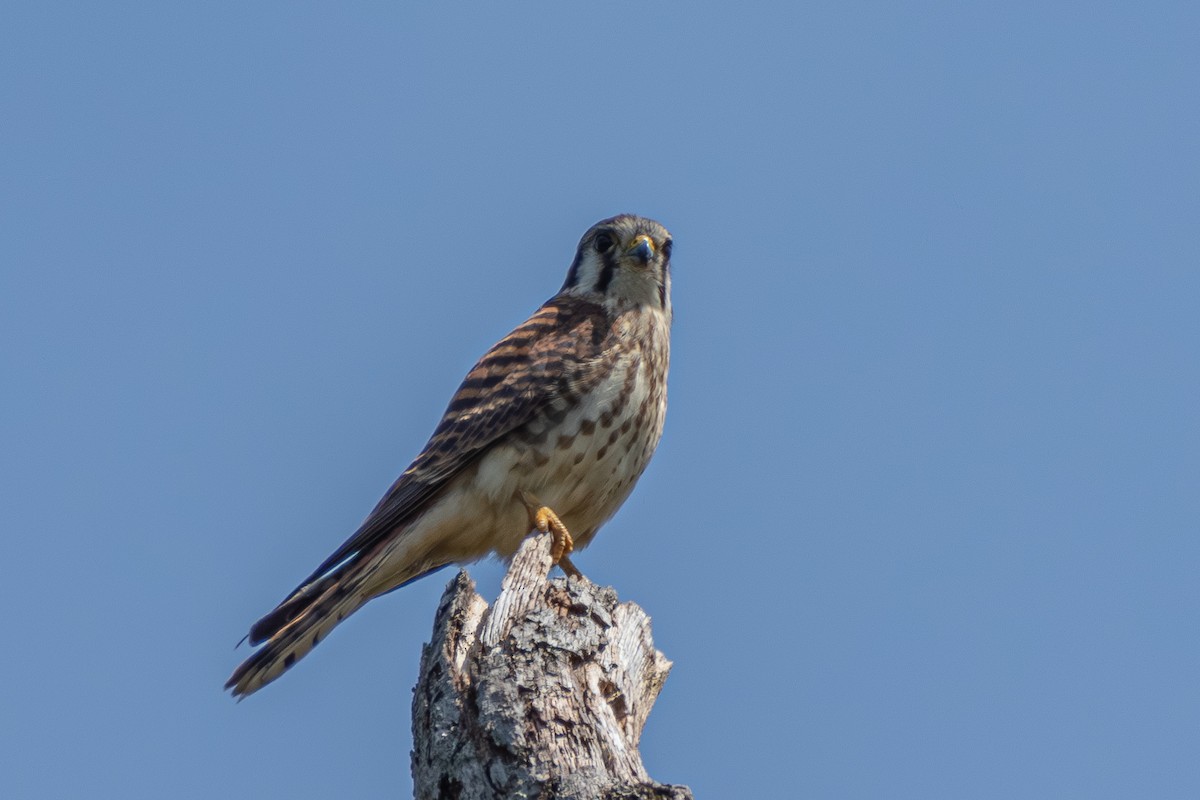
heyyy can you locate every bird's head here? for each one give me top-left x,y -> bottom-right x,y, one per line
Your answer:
560,214 -> 672,314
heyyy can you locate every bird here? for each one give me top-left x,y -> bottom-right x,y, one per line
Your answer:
226,214 -> 673,697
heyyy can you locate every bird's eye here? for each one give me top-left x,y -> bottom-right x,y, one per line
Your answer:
594,233 -> 615,254
661,239 -> 673,260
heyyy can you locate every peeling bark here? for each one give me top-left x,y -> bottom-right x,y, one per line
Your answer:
411,532 -> 692,800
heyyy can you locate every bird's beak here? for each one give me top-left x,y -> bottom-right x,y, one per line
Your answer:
627,234 -> 656,264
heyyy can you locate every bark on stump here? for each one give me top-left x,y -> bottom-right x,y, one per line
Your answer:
411,532 -> 692,800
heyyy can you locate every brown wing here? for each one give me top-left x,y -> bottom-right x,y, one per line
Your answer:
250,295 -> 609,641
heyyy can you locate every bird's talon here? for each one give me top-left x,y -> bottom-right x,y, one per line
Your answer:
521,493 -> 574,565
534,505 -> 573,564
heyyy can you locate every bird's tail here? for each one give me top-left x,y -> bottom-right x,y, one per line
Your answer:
225,548 -> 454,698
225,568 -> 369,698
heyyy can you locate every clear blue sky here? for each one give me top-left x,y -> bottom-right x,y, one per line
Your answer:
2,3 -> 1197,798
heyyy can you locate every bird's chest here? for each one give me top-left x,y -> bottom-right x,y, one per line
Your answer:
518,326 -> 668,531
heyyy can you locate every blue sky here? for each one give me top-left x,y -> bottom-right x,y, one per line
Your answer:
2,3 -> 1197,798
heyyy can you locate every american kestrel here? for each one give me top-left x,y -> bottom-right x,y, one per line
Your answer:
226,214 -> 672,697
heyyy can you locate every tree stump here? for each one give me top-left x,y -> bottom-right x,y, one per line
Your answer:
411,531 -> 692,800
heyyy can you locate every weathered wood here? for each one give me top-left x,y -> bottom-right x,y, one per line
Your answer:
411,532 -> 692,800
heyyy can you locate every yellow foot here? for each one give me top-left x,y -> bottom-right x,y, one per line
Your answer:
534,505 -> 573,562
520,492 -> 582,578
